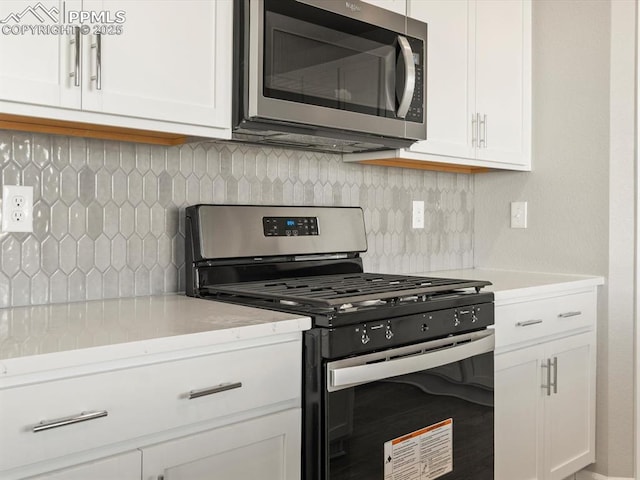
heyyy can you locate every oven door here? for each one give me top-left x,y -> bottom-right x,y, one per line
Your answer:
324,330 -> 494,480
247,0 -> 426,140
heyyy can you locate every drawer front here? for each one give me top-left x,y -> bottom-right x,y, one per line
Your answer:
0,340 -> 301,472
495,292 -> 596,349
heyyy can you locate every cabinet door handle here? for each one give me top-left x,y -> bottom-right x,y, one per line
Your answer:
551,356 -> 558,394
542,358 -> 552,396
471,113 -> 478,147
558,311 -> 582,318
479,114 -> 487,148
32,410 -> 108,433
516,319 -> 543,327
188,381 -> 242,399
91,33 -> 102,90
69,27 -> 81,87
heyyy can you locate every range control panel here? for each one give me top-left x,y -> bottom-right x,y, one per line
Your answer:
325,302 -> 494,358
263,216 -> 319,237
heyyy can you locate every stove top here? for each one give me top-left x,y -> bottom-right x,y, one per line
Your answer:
204,273 -> 491,308
185,205 -> 494,330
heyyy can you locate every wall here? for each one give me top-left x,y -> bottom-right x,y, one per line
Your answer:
475,0 -> 636,477
0,131 -> 474,309
474,0 -> 610,275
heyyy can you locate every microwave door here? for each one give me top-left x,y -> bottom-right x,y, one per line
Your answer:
262,11 -> 397,117
248,0 -> 411,139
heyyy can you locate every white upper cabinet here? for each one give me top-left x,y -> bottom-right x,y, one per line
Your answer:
409,0 -> 531,169
343,0 -> 531,172
410,0 -> 473,160
80,0 -> 230,129
0,0 -> 82,109
0,0 -> 232,139
472,0 -> 530,165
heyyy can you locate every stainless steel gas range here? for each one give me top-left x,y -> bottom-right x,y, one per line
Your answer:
185,204 -> 495,480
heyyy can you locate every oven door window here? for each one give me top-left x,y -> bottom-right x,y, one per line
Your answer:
263,0 -> 411,119
326,350 -> 494,480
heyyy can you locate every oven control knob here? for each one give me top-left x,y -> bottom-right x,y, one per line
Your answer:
361,331 -> 370,345
385,326 -> 394,340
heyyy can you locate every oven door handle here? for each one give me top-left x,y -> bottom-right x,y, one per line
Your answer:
327,331 -> 495,392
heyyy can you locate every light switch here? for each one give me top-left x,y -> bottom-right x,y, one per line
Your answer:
510,201 -> 528,229
412,201 -> 424,229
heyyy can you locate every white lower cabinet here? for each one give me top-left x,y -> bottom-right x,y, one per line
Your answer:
142,408 -> 300,480
494,290 -> 597,480
495,344 -> 542,480
0,333 -> 303,480
28,451 -> 141,480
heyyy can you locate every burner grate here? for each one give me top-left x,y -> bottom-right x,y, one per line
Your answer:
204,273 -> 490,307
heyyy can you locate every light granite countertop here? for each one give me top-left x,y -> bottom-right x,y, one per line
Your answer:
0,295 -> 311,374
0,269 -> 604,376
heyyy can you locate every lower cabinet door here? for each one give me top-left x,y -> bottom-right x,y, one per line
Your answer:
545,332 -> 596,480
28,451 -> 141,480
495,331 -> 596,480
141,408 -> 301,480
494,344 -> 543,480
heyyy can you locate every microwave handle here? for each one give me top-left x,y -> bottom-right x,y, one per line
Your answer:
328,331 -> 494,392
396,35 -> 416,119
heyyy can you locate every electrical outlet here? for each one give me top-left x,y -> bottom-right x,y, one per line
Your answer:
12,195 -> 25,208
2,185 -> 33,233
412,200 -> 425,229
510,201 -> 528,229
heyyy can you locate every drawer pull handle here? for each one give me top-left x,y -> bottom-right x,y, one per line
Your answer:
188,381 -> 242,400
33,410 -> 108,433
516,319 -> 543,327
558,311 -> 582,318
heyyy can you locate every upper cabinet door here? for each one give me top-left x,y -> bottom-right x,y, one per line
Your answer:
80,0 -> 232,129
0,0 -> 82,109
474,0 -> 531,165
407,0 -> 474,159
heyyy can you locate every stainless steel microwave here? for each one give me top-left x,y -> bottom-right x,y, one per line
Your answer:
233,0 -> 427,153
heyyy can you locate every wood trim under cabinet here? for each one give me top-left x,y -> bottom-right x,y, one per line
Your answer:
355,158 -> 492,174
0,113 -> 188,146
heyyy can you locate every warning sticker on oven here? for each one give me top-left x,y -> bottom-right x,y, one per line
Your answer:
383,418 -> 453,480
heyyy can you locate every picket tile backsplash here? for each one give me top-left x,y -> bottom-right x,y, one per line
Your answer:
0,131 -> 473,308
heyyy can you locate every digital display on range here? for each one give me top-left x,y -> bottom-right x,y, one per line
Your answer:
263,216 -> 319,237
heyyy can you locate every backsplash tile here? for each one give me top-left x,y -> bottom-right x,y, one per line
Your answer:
0,130 -> 474,308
